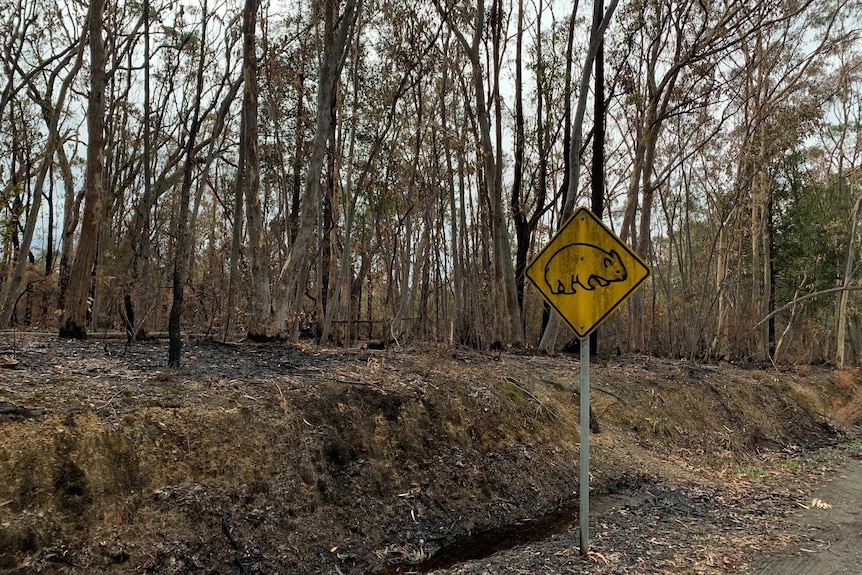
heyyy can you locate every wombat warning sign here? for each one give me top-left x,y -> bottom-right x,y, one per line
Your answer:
544,244 -> 627,295
526,207 -> 651,339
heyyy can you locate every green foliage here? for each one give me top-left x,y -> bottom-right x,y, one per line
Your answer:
738,465 -> 766,481
773,162 -> 852,314
628,415 -> 666,437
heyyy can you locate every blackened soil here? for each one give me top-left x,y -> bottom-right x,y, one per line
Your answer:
0,333 -> 859,575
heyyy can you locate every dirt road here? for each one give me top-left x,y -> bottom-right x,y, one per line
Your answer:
751,457 -> 862,575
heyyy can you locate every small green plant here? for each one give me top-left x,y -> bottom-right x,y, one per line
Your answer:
628,416 -> 666,436
739,465 -> 767,481
645,416 -> 665,434
628,416 -> 646,434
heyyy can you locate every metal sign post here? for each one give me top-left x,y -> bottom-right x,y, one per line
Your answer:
579,341 -> 590,554
525,206 -> 651,555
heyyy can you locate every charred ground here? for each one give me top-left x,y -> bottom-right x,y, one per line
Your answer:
0,333 -> 860,574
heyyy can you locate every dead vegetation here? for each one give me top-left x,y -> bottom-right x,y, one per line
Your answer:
0,334 -> 859,574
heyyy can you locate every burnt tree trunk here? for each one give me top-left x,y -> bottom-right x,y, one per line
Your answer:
168,2 -> 208,367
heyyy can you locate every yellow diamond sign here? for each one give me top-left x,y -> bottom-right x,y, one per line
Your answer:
526,206 -> 651,340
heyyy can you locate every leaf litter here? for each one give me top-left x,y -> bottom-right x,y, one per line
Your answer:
0,333 -> 859,575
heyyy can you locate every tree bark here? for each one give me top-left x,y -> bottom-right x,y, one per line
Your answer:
837,186 -> 862,367
511,0 -> 527,324
440,35 -> 463,343
242,0 -> 273,341
59,0 -> 107,339
132,0 -> 153,342
279,0 -> 360,341
589,0 -> 605,356
168,1 -> 208,367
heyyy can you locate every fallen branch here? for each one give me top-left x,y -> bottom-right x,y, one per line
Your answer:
221,514 -> 248,575
501,376 -> 562,424
573,384 -> 624,404
0,402 -> 45,418
754,286 -> 862,328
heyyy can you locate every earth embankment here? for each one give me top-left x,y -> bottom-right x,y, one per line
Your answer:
0,334 -> 859,574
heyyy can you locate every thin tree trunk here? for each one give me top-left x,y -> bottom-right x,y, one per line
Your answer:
168,1 -> 208,367
242,0 -> 272,341
56,145 -> 81,311
538,0 -> 619,353
133,0 -> 153,341
225,127 -> 245,341
44,169 -> 54,277
589,0 -> 605,356
630,103 -> 660,352
490,0 -> 524,347
440,36 -> 462,343
320,15 -> 365,345
539,3 -> 577,342
511,0 -> 527,324
0,29 -> 85,328
394,88 -> 422,343
289,26 -> 306,246
837,188 -> 862,367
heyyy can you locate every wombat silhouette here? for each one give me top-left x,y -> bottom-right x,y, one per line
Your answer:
544,243 -> 627,294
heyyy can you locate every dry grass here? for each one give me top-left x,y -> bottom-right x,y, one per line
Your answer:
835,391 -> 862,426
787,381 -> 828,416
0,336 -> 858,575
834,369 -> 859,392
831,369 -> 862,426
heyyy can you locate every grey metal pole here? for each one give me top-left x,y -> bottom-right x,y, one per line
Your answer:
579,340 -> 590,555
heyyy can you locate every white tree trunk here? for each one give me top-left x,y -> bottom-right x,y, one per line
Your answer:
838,188 -> 862,367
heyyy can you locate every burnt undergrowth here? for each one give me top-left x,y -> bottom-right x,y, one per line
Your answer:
0,335 -> 858,574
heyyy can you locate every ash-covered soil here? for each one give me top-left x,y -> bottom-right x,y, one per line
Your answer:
0,333 -> 859,574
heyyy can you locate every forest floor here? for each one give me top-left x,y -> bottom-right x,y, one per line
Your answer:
0,332 -> 860,575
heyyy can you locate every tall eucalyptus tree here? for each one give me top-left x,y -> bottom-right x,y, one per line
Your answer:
279,0 -> 361,341
59,0 -> 107,338
0,1 -> 87,328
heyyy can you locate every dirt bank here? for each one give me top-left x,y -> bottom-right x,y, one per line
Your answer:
0,334 -> 859,574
